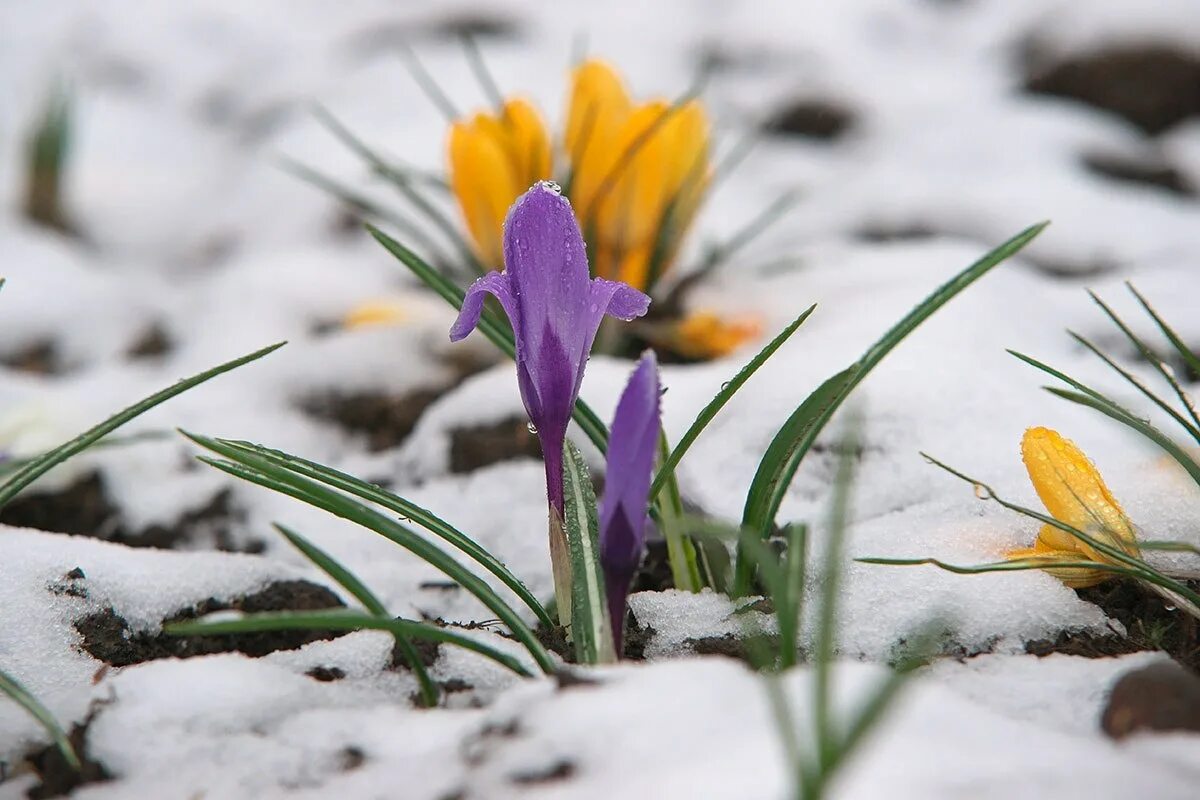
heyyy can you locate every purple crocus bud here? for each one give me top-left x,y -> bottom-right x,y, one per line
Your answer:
599,352 -> 661,654
450,182 -> 650,515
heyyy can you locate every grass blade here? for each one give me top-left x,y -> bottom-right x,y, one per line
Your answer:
367,224 -> 612,453
651,303 -> 816,501
274,523 -> 438,706
168,610 -> 532,677
184,435 -> 555,674
0,342 -> 284,508
562,441 -> 615,664
1067,331 -> 1200,445
1087,290 -> 1200,433
0,668 -> 80,771
733,222 -> 1048,595
221,438 -> 552,629
1126,282 -> 1200,380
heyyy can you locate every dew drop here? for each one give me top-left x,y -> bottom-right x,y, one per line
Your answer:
541,180 -> 562,195
660,387 -> 669,396
1165,604 -> 1177,612
527,422 -> 538,434
973,483 -> 991,500
721,381 -> 731,391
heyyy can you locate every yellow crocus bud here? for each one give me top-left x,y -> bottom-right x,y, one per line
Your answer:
1007,427 -> 1140,587
447,98 -> 552,268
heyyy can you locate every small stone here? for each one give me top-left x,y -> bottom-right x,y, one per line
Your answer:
1101,661 -> 1200,739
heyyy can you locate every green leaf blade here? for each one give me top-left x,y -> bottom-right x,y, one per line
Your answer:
561,441 -> 614,664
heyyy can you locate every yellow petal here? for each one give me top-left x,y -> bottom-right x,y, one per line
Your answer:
343,300 -> 407,329
448,116 -> 517,267
447,100 -> 553,269
565,59 -> 631,164
669,310 -> 763,360
1020,427 -> 1138,558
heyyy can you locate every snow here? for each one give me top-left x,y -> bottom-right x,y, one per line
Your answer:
2,0 -> 1200,796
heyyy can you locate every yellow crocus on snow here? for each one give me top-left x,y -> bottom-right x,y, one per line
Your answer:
447,98 -> 552,268
1007,427 -> 1141,588
565,59 -> 710,290
667,310 -> 763,360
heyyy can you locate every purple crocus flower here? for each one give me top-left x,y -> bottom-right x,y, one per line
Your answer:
449,182 -> 650,624
599,352 -> 661,654
450,182 -> 650,515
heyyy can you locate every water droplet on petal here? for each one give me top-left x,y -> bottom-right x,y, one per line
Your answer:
527,422 -> 538,434
540,180 -> 562,195
660,387 -> 669,396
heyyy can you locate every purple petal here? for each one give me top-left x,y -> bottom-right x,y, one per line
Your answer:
593,278 -> 651,321
449,271 -> 516,342
599,352 -> 661,652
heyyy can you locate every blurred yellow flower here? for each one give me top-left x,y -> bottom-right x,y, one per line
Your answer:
1008,427 -> 1141,588
447,98 -> 552,268
342,300 -> 407,329
666,310 -> 762,360
565,59 -> 710,290
445,60 -> 710,292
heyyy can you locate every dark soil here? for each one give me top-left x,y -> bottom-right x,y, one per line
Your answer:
448,416 -> 542,473
763,98 -> 855,140
338,746 -> 366,772
855,222 -> 941,243
300,387 -> 445,453
0,473 -> 258,552
2,340 -> 67,376
75,579 -> 346,666
510,760 -> 575,786
1101,660 -> 1200,739
389,636 -> 442,672
26,704 -> 112,799
123,322 -> 174,360
1024,579 -> 1200,670
621,611 -> 657,661
1023,44 -> 1200,135
1081,151 -> 1196,197
306,666 -> 347,682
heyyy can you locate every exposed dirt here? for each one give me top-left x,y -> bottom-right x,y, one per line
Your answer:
1081,151 -> 1196,197
0,473 -> 259,552
306,666 -> 347,682
1023,44 -> 1200,135
763,98 -> 856,140
1,339 -> 67,376
1024,579 -> 1200,671
448,416 -> 543,473
123,322 -> 174,360
300,387 -> 445,453
75,579 -> 346,666
510,760 -> 576,786
26,704 -> 112,799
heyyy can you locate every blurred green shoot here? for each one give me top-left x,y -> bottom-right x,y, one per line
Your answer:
23,84 -> 73,234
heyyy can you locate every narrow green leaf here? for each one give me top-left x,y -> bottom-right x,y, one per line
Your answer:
183,434 -> 556,674
167,609 -> 532,677
733,222 -> 1049,595
561,441 -> 614,664
0,668 -> 80,771
223,439 -> 552,629
1126,282 -> 1200,380
273,524 -> 438,707
0,342 -> 284,509
777,523 -> 808,670
1067,331 -> 1200,445
655,432 -> 702,593
650,303 -> 817,501
1087,289 -> 1200,434
367,224 -> 612,454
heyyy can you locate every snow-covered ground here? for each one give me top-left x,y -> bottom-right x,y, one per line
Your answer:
2,1 -> 1200,797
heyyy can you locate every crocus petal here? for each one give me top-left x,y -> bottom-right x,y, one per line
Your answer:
599,352 -> 661,652
1021,427 -> 1138,557
449,271 -> 517,342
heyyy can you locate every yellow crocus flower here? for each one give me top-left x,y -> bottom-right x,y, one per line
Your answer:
1007,427 -> 1141,588
565,59 -> 710,289
665,310 -> 763,360
447,98 -> 552,268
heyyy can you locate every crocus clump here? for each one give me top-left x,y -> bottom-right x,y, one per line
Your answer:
1007,426 -> 1141,587
598,351 -> 661,652
450,181 -> 650,617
